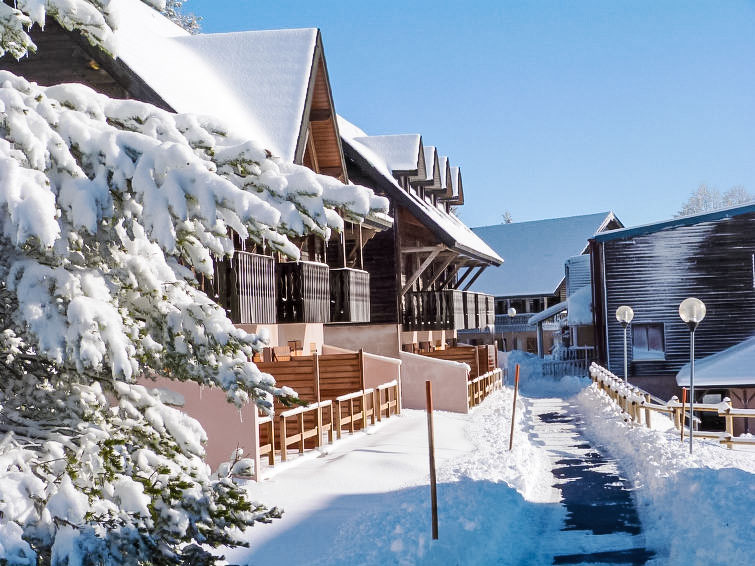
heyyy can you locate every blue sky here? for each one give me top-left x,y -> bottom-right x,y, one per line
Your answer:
189,0 -> 755,228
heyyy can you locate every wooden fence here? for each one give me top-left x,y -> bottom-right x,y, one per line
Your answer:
417,345 -> 498,379
467,368 -> 504,408
589,363 -> 755,449
249,350 -> 401,479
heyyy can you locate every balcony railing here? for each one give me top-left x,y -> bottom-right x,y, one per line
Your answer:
330,268 -> 370,323
213,252 -> 276,324
403,290 -> 495,331
277,261 -> 331,324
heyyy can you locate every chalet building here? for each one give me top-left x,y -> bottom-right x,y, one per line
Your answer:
321,117 -> 502,356
590,203 -> 755,401
468,212 -> 621,355
1,1 -> 392,352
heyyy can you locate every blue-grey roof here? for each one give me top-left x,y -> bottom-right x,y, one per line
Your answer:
471,212 -> 619,297
594,202 -> 755,243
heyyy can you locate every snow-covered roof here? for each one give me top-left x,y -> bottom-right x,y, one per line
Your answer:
338,116 -> 502,265
676,336 -> 755,387
115,0 -> 317,162
594,202 -> 755,243
527,300 -> 567,326
423,146 -> 440,185
352,134 -> 423,174
471,212 -> 619,297
567,285 -> 593,326
439,156 -> 450,190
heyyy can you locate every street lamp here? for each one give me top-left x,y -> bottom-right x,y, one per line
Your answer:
679,297 -> 706,454
615,306 -> 634,384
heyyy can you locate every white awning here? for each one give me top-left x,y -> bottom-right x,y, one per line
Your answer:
527,300 -> 567,326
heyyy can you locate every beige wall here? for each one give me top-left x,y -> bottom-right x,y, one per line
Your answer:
324,323 -> 401,357
236,322 -> 324,353
142,377 -> 258,471
399,351 -> 469,413
400,329 -> 456,349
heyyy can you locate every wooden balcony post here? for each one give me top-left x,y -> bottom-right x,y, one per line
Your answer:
336,401 -> 342,440
298,412 -> 305,454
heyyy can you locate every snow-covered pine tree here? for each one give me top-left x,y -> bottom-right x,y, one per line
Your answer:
0,2 -> 388,564
162,0 -> 202,34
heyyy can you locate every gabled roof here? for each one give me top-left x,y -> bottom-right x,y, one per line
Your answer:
113,1 -> 329,165
423,146 -> 441,189
471,212 -> 620,297
351,134 -> 425,178
338,116 -> 502,265
447,166 -> 463,203
594,202 -> 755,243
677,335 -> 755,387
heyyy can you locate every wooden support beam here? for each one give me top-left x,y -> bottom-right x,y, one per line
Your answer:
401,245 -> 445,254
462,265 -> 488,291
421,252 -> 457,291
401,247 -> 443,296
438,263 -> 462,290
452,266 -> 475,290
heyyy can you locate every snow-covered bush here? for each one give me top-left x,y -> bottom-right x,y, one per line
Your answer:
0,4 -> 388,564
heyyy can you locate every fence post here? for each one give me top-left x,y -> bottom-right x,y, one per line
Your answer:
680,388 -> 686,442
644,393 -> 652,429
724,397 -> 734,449
280,416 -> 287,462
426,380 -> 439,540
509,364 -> 520,451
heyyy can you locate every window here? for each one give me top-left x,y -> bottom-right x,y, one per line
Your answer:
632,323 -> 665,361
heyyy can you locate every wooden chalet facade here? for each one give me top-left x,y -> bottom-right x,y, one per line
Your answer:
591,204 -> 755,400
333,118 -> 502,353
1,8 -> 391,349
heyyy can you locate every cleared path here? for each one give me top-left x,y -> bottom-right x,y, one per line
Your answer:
528,397 -> 655,566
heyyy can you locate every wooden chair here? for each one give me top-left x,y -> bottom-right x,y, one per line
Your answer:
273,346 -> 291,361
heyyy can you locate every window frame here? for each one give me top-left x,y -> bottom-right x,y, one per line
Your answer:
631,322 -> 666,361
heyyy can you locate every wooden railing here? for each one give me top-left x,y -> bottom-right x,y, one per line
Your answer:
403,290 -> 495,331
467,368 -> 503,408
277,261 -> 330,323
213,251 -> 276,324
279,400 -> 334,462
589,363 -> 755,449
330,268 -> 370,323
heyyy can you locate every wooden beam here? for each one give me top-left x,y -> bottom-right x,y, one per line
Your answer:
309,107 -> 333,122
438,263 -> 462,290
401,247 -> 443,296
462,266 -> 488,291
421,252 -> 457,291
452,266 -> 475,290
401,245 -> 445,254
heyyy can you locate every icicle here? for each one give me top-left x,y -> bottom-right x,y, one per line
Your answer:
199,384 -> 204,400
238,408 -> 244,423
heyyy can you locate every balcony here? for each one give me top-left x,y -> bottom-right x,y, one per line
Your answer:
330,268 -> 370,323
403,290 -> 494,331
277,261 -> 331,324
213,252 -> 276,324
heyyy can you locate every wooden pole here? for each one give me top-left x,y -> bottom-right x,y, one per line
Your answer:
426,380 -> 438,540
680,388 -> 686,442
509,364 -> 520,451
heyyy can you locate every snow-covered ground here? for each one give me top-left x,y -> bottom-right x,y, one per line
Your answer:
577,385 -> 755,565
227,352 -> 754,565
229,387 -> 563,565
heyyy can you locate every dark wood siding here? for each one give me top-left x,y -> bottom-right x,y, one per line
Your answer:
0,19 -> 171,110
362,227 -> 399,323
602,212 -> 755,379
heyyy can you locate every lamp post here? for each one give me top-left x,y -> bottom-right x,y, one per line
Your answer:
615,306 -> 634,384
507,307 -> 517,352
679,297 -> 706,454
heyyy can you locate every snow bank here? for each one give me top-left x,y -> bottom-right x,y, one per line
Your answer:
502,350 -> 591,398
577,385 -> 755,565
